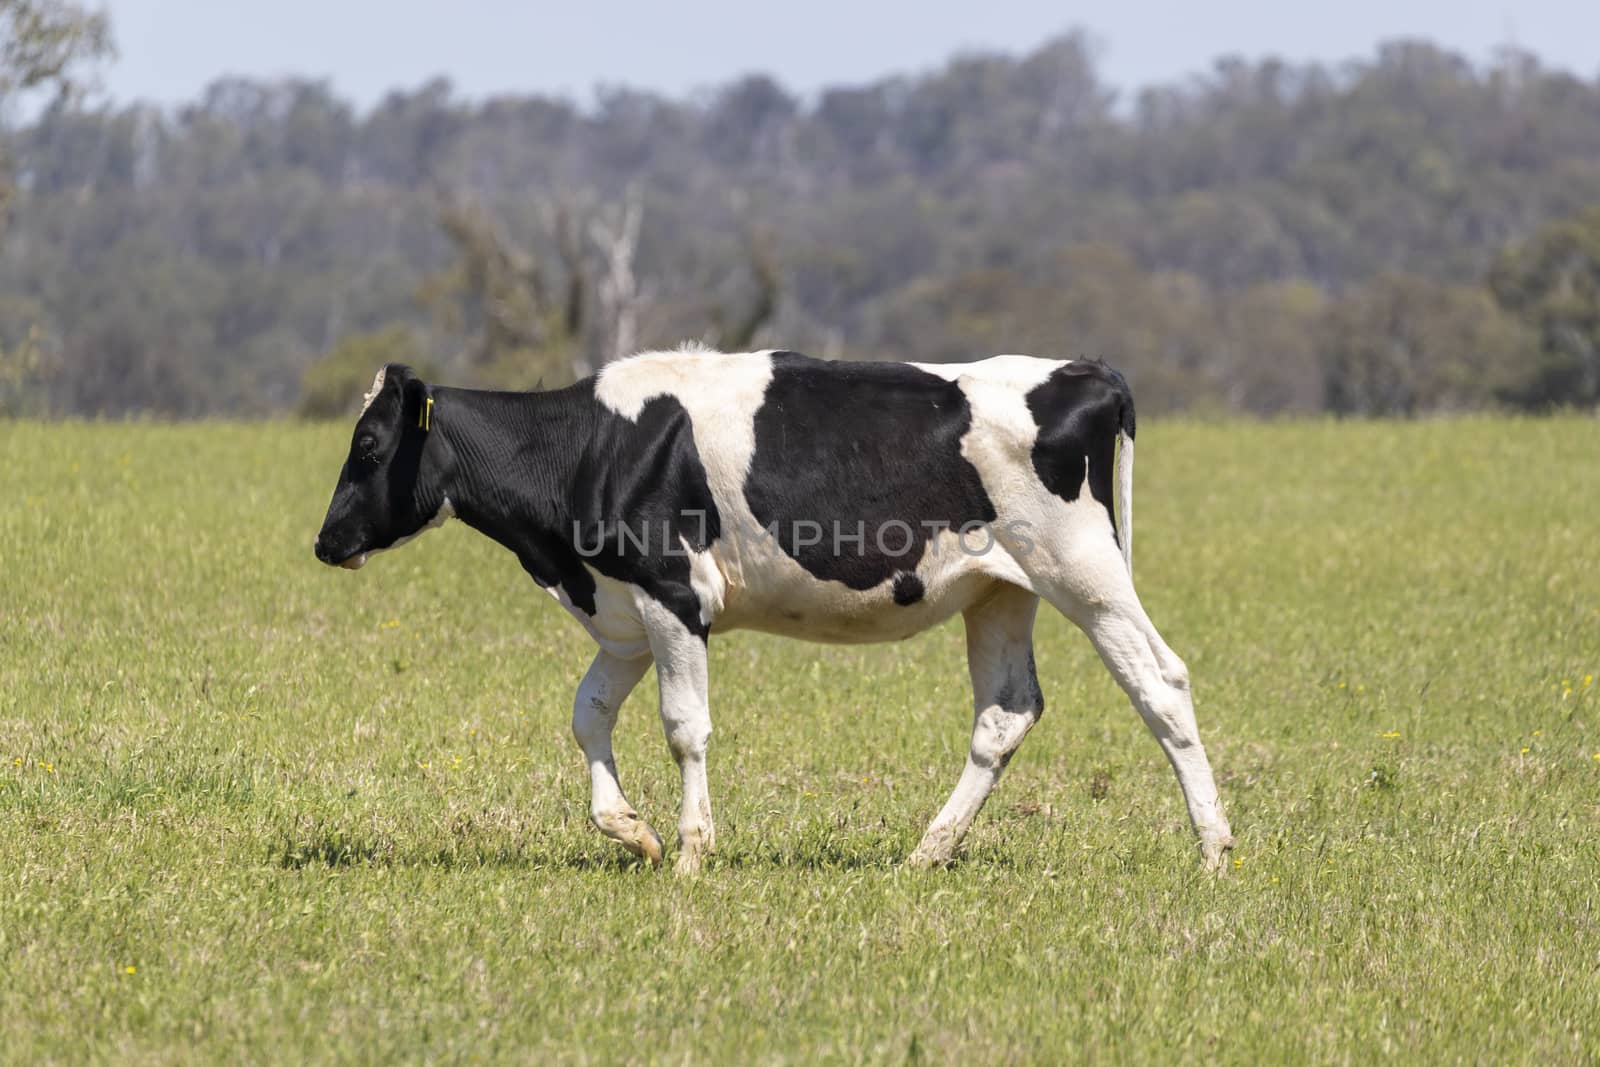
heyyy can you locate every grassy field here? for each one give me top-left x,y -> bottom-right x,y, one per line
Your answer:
2,415 -> 1598,1064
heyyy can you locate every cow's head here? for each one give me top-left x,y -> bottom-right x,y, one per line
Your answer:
314,363 -> 451,570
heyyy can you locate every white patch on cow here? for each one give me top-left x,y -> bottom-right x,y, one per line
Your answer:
682,537 -> 726,626
1051,457 -> 1131,599
595,347 -> 775,469
910,353 -> 1068,386
390,495 -> 454,550
593,347 -> 774,508
543,568 -> 652,660
359,366 -> 388,415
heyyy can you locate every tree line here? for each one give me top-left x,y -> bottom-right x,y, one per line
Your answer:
2,24 -> 1599,417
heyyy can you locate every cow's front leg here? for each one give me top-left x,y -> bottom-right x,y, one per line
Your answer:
642,603 -> 715,875
572,649 -> 663,866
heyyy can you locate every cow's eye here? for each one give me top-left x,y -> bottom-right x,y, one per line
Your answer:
358,433 -> 378,455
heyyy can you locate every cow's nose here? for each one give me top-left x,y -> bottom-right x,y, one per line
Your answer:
313,536 -> 330,563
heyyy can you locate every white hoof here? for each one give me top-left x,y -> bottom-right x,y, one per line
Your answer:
907,826 -> 957,869
1200,832 -> 1237,874
594,809 -> 664,868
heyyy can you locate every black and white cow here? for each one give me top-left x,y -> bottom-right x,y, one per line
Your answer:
314,348 -> 1235,872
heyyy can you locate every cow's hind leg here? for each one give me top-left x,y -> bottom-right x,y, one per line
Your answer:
642,602 -> 716,876
1030,526 -> 1235,870
572,649 -> 664,866
909,583 -> 1044,868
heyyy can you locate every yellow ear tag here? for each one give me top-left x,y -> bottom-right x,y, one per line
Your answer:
420,396 -> 433,431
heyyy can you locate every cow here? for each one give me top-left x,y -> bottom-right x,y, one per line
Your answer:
313,348 -> 1235,873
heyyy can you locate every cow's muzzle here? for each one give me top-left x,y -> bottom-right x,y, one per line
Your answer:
313,536 -> 367,570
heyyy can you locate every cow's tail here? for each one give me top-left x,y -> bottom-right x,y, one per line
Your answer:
1114,392 -> 1135,579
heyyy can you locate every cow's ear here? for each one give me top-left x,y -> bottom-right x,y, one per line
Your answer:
386,363 -> 432,431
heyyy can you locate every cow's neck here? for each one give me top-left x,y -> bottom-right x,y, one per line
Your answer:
430,383 -> 594,573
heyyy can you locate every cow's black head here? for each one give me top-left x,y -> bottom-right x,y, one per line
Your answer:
314,363 -> 450,570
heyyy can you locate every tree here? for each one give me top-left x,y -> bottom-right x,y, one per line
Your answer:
1489,206 -> 1600,408
1320,274 -> 1530,415
588,188 -> 645,370
416,195 -> 592,389
1217,281 -> 1326,414
7,34 -> 1600,415
0,1 -> 111,411
1,0 -> 112,226
419,192 -> 780,388
0,0 -> 111,101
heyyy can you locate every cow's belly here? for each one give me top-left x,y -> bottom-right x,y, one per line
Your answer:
715,560 -> 1000,644
721,576 -> 995,643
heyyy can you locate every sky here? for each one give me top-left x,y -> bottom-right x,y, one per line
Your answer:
94,0 -> 1597,111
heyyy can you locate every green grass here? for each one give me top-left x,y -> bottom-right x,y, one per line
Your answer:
2,416 -> 1598,1064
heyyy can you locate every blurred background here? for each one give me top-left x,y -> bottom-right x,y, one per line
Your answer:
1,0 -> 1598,419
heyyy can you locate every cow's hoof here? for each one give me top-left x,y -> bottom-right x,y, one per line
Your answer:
673,829 -> 713,876
596,810 -> 663,868
674,842 -> 712,876
905,835 -> 956,870
632,826 -> 665,869
1200,833 -> 1236,874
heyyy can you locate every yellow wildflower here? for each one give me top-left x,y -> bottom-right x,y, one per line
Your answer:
1520,747 -> 1530,755
124,965 -> 136,975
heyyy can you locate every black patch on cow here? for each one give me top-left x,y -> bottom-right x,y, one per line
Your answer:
744,352 -> 996,591
892,572 -> 925,606
994,648 -> 1045,716
422,379 -> 721,640
1024,361 -> 1135,546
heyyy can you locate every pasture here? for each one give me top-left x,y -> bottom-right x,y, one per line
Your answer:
2,416 -> 1597,1063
